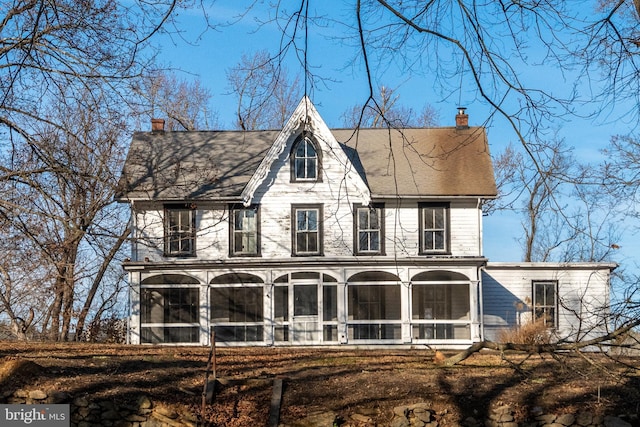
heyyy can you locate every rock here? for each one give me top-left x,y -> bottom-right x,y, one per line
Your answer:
154,403 -> 178,419
77,407 -> 91,419
463,416 -> 479,427
356,407 -> 380,417
48,390 -> 70,403
536,414 -> 557,424
408,403 -> 432,412
414,409 -> 432,423
28,389 -> 47,400
531,407 -> 544,417
73,396 -> 90,407
391,416 -> 411,427
99,400 -> 117,412
497,413 -> 514,423
14,389 -> 29,398
604,416 -> 632,427
556,414 -> 576,426
394,406 -> 410,417
576,412 -> 593,426
126,414 -> 147,422
350,413 -> 371,423
492,405 -> 512,416
149,412 -> 184,427
102,410 -> 121,421
137,395 -> 153,410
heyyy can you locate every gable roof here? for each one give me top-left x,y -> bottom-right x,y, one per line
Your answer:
115,103 -> 497,202
333,126 -> 496,197
240,96 -> 371,206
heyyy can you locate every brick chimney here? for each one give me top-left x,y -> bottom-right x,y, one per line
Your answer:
455,107 -> 468,129
151,118 -> 165,132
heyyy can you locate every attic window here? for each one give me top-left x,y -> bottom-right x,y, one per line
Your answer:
291,137 -> 321,182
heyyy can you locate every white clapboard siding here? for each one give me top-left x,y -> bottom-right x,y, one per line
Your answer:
482,264 -> 611,342
132,197 -> 484,260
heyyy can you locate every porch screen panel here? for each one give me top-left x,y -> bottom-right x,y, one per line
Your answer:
323,285 -> 338,342
411,283 -> 470,340
140,287 -> 199,344
347,284 -> 401,340
274,285 -> 289,342
211,286 -> 264,342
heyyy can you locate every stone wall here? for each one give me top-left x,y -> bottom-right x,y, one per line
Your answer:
1,388 -> 637,427
1,389 -> 197,427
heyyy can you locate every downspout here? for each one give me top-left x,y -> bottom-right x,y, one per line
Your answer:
126,200 -> 136,345
477,198 -> 483,256
131,200 -> 138,262
478,266 -> 485,342
477,198 -> 485,342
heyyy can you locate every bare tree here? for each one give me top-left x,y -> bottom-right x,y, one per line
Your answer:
341,85 -> 439,128
136,70 -> 218,131
493,138 -> 620,263
227,50 -> 302,130
0,87 -> 129,341
0,0 -> 194,141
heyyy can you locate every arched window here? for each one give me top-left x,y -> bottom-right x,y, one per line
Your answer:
291,137 -> 320,181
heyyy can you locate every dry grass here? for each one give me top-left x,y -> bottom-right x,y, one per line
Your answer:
497,318 -> 552,345
1,342 -> 639,426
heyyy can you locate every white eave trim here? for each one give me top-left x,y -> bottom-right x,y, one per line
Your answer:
485,262 -> 618,271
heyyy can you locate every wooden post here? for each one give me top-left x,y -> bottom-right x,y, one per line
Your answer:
268,378 -> 284,427
201,329 -> 216,420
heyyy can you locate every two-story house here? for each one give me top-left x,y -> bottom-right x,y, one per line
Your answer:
115,97 -> 615,347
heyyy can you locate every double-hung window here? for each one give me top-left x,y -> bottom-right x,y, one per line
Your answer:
419,203 -> 450,255
165,205 -> 196,257
533,280 -> 557,328
354,204 -> 384,255
292,205 -> 323,256
230,205 -> 260,256
291,137 -> 320,182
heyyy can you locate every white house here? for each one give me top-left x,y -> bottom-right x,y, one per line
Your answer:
115,97 -> 615,347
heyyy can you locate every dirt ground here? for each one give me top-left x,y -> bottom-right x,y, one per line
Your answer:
1,342 -> 639,427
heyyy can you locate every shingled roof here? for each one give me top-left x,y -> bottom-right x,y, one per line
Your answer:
115,125 -> 497,201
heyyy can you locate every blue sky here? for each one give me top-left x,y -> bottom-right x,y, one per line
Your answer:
151,2 -> 638,265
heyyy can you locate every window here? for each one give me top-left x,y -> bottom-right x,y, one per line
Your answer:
354,204 -> 384,255
292,205 -> 323,256
165,205 -> 196,257
419,203 -> 449,254
291,137 -> 320,181
230,205 -> 259,256
533,281 -> 557,328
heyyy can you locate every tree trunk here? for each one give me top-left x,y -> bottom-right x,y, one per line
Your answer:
75,228 -> 129,340
49,289 -> 63,341
443,320 -> 640,366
